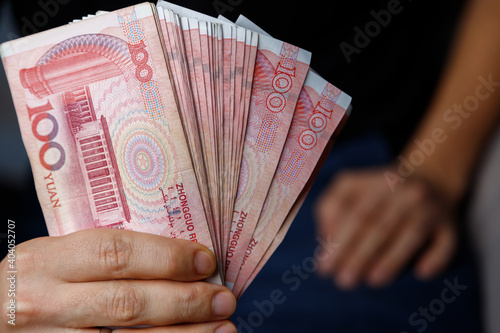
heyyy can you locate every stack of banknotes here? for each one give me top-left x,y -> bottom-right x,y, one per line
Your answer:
1,1 -> 351,297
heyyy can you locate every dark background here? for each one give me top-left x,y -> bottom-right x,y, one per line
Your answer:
0,0 -> 482,332
0,0 -> 466,250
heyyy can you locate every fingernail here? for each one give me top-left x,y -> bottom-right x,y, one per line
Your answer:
368,269 -> 386,287
215,323 -> 237,333
213,291 -> 236,317
317,253 -> 337,277
329,255 -> 338,271
416,263 -> 434,280
195,250 -> 215,275
336,269 -> 356,289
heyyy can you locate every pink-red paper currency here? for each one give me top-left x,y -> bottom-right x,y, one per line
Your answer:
225,35 -> 312,290
232,71 -> 351,295
0,4 -> 218,274
237,111 -> 351,296
1,1 -> 353,298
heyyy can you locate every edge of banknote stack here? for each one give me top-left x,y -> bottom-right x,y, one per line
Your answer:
0,1 -> 352,297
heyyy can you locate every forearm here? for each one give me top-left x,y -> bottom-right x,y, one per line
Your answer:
401,0 -> 500,205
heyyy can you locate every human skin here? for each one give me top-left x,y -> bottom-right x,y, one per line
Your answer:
0,228 -> 237,332
315,0 -> 500,289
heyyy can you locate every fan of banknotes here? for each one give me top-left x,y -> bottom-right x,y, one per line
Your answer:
1,1 -> 351,297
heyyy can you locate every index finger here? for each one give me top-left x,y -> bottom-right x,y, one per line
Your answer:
46,229 -> 216,282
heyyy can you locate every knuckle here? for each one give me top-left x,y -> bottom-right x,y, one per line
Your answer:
1,239 -> 50,328
13,290 -> 38,327
96,233 -> 133,277
16,240 -> 44,271
15,247 -> 33,271
176,283 -> 208,320
413,224 -> 428,242
407,180 -> 430,205
336,171 -> 356,186
1,284 -> 39,328
165,247 -> 183,275
106,281 -> 144,324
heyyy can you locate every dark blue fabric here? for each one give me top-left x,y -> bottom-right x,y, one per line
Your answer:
0,1 -> 481,331
232,133 -> 482,333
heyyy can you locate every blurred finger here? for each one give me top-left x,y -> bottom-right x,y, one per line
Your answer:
367,207 -> 432,287
415,221 -> 457,280
314,173 -> 358,237
315,175 -> 360,275
333,197 -> 408,289
319,183 -> 385,277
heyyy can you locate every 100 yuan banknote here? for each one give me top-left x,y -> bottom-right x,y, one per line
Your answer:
0,3 -> 217,267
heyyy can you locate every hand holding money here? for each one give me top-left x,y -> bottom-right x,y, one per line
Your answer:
0,228 -> 237,332
0,1 -> 351,328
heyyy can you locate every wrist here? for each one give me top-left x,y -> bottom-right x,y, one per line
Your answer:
389,153 -> 466,210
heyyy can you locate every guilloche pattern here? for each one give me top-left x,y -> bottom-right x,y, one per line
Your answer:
1,1 -> 351,296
